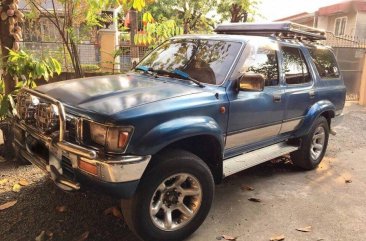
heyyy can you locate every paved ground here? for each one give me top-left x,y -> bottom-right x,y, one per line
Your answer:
0,102 -> 365,241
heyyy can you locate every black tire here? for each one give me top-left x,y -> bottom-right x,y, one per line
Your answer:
121,149 -> 214,241
0,121 -> 30,164
291,116 -> 329,170
0,121 -> 15,161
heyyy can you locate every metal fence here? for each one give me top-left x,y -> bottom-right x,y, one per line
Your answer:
20,41 -> 101,72
20,41 -> 151,73
333,47 -> 365,101
324,32 -> 366,48
324,33 -> 366,101
119,45 -> 151,71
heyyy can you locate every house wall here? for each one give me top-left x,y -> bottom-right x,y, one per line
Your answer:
317,16 -> 329,30
326,10 -> 358,35
355,12 -> 366,38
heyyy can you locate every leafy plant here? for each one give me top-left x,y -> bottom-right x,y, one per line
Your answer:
0,49 -> 61,118
6,49 -> 61,89
134,17 -> 183,47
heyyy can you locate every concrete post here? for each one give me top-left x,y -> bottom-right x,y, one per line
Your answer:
359,52 -> 366,106
98,29 -> 120,73
129,10 -> 140,67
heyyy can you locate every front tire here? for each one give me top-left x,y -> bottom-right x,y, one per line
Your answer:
291,116 -> 329,170
121,149 -> 214,241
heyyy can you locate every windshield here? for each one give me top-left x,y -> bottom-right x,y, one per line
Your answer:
137,39 -> 242,85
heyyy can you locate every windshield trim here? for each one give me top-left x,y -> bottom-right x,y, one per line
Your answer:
134,38 -> 246,87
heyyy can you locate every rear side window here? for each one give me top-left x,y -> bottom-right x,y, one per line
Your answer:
281,46 -> 311,85
309,48 -> 340,79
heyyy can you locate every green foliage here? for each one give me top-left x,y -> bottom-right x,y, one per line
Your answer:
147,0 -> 260,32
146,0 -> 218,33
0,49 -> 61,118
134,18 -> 183,47
6,49 -> 61,89
217,0 -> 261,23
81,64 -> 101,72
118,0 -> 155,12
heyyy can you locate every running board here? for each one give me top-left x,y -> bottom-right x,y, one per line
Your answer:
223,142 -> 299,177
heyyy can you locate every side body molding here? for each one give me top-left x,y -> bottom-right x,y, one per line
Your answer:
135,116 -> 224,155
294,100 -> 336,137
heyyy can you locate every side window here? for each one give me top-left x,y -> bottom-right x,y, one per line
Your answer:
281,46 -> 311,85
241,42 -> 279,87
309,48 -> 340,79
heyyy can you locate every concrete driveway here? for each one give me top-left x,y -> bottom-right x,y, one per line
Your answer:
1,102 -> 365,241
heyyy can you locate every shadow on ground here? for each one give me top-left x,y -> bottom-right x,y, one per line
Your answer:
0,157 -> 298,241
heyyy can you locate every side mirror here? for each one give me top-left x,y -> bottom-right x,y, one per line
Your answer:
239,73 -> 265,92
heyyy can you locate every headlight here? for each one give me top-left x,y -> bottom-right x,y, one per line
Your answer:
88,122 -> 133,153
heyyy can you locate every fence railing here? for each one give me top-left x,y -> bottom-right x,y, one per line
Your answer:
324,32 -> 366,49
20,41 -> 151,73
119,45 -> 152,71
20,41 -> 101,72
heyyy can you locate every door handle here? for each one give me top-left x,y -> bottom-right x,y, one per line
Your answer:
309,90 -> 316,99
273,94 -> 282,103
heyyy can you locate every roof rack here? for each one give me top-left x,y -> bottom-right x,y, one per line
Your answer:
214,22 -> 326,41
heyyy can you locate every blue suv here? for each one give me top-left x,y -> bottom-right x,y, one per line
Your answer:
12,22 -> 345,241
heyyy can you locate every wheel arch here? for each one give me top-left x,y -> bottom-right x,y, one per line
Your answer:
295,100 -> 335,137
144,134 -> 224,184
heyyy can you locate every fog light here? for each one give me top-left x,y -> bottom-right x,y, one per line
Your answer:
78,160 -> 97,175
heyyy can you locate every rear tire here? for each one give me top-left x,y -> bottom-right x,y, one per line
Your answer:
121,149 -> 214,241
291,116 -> 329,170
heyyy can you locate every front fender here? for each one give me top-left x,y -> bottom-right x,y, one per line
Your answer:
295,100 -> 335,137
134,116 -> 224,155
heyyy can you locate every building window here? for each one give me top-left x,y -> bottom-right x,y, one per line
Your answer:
334,17 -> 347,36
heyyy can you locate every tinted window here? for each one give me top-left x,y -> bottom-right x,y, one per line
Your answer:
241,43 -> 279,86
282,46 -> 311,85
309,48 -> 340,79
138,39 -> 242,85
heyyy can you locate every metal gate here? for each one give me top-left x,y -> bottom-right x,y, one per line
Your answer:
325,33 -> 366,101
333,47 -> 365,101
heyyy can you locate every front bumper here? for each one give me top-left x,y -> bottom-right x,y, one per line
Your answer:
13,121 -> 150,198
12,88 -> 151,198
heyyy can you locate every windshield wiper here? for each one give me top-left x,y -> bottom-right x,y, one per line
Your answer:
171,69 -> 205,88
153,68 -> 205,88
135,66 -> 157,78
136,66 -> 205,88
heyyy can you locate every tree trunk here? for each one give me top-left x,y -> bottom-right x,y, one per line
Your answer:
183,20 -> 190,34
0,0 -> 16,95
230,3 -> 248,23
69,39 -> 83,77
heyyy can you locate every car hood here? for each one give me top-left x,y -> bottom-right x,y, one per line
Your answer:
36,74 -> 204,116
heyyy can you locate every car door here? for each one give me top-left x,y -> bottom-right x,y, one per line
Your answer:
279,44 -> 316,134
226,39 -> 286,150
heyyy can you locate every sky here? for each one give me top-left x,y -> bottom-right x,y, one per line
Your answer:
256,0 -> 349,21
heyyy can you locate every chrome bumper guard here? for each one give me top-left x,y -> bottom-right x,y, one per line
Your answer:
14,88 -> 151,190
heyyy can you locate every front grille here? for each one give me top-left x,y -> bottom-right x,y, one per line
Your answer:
61,157 -> 75,179
66,117 -> 78,142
